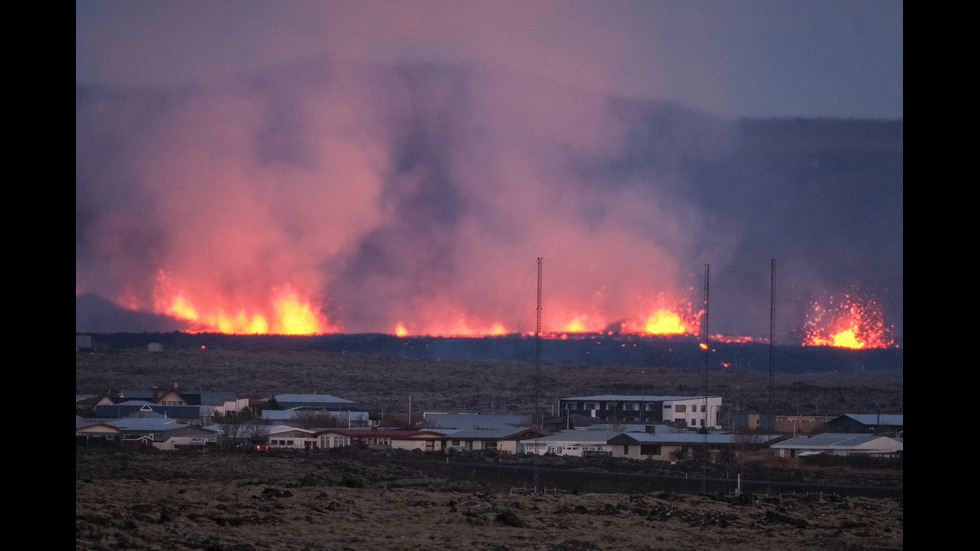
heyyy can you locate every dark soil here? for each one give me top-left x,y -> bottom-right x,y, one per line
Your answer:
76,448 -> 903,550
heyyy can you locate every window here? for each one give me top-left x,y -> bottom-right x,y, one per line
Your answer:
675,405 -> 686,413
640,445 -> 661,456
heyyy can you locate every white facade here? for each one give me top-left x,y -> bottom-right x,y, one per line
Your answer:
560,395 -> 723,429
518,430 -> 626,457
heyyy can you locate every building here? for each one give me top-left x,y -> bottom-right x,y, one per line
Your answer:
770,433 -> 903,459
611,430 -> 783,462
732,413 -> 833,434
315,428 -> 446,452
519,430 -> 626,457
826,414 -> 903,435
558,395 -> 723,429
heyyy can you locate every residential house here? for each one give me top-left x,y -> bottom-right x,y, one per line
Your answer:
610,430 -> 783,462
262,393 -> 372,426
95,401 -> 201,422
770,433 -> 903,459
152,424 -> 220,450
423,412 -> 529,431
264,425 -> 319,450
262,408 -> 370,427
314,427 -> 446,452
519,430 -> 627,457
97,413 -> 219,450
440,427 -> 547,453
76,416 -> 122,447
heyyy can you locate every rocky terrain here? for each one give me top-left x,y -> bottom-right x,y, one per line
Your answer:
76,448 -> 902,551
76,340 -> 902,549
75,343 -> 903,420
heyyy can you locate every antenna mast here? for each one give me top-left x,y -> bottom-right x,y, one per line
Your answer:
535,257 -> 543,429
701,263 -> 709,492
769,258 -> 776,431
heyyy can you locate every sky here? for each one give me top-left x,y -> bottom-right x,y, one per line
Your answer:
76,1 -> 903,344
76,1 -> 903,119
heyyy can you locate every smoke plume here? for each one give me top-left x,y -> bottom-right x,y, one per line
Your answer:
76,59 -> 902,342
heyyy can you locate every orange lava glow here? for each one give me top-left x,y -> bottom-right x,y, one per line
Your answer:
639,308 -> 689,335
395,319 -> 509,338
152,272 -> 336,335
622,302 -> 701,337
802,293 -> 895,349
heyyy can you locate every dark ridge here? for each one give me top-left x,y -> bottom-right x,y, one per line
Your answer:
76,332 -> 902,374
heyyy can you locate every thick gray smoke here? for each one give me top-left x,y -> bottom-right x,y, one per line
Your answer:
76,59 -> 903,342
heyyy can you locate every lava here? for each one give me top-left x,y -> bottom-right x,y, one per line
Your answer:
152,271 -> 336,335
802,293 -> 895,349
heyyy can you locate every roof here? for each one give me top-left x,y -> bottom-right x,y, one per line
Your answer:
771,433 -> 903,451
521,430 -> 627,445
265,425 -> 317,437
76,416 -> 119,431
262,409 -> 370,421
441,427 -> 543,440
834,414 -> 904,427
315,428 -> 444,439
424,413 -> 528,431
108,417 -> 185,431
269,393 -> 356,404
579,423 -> 684,433
562,395 -> 722,402
619,432 -> 784,445
189,391 -> 239,405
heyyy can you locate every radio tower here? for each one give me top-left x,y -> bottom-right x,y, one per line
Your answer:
535,257 -> 543,429
701,263 -> 709,493
767,258 -> 776,495
768,258 -> 776,431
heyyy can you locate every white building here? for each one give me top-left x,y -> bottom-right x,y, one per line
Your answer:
559,395 -> 723,429
519,430 -> 626,457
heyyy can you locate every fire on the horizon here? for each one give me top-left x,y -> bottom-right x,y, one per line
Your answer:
802,293 -> 895,349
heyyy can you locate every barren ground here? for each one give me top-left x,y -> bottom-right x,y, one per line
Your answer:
76,449 -> 902,551
76,345 -> 902,550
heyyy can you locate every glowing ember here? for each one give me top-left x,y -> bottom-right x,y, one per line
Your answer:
802,293 -> 895,349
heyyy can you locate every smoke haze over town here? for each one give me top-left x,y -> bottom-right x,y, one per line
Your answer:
76,1 -> 903,345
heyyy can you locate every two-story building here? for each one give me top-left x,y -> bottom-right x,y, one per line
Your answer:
558,395 -> 722,429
